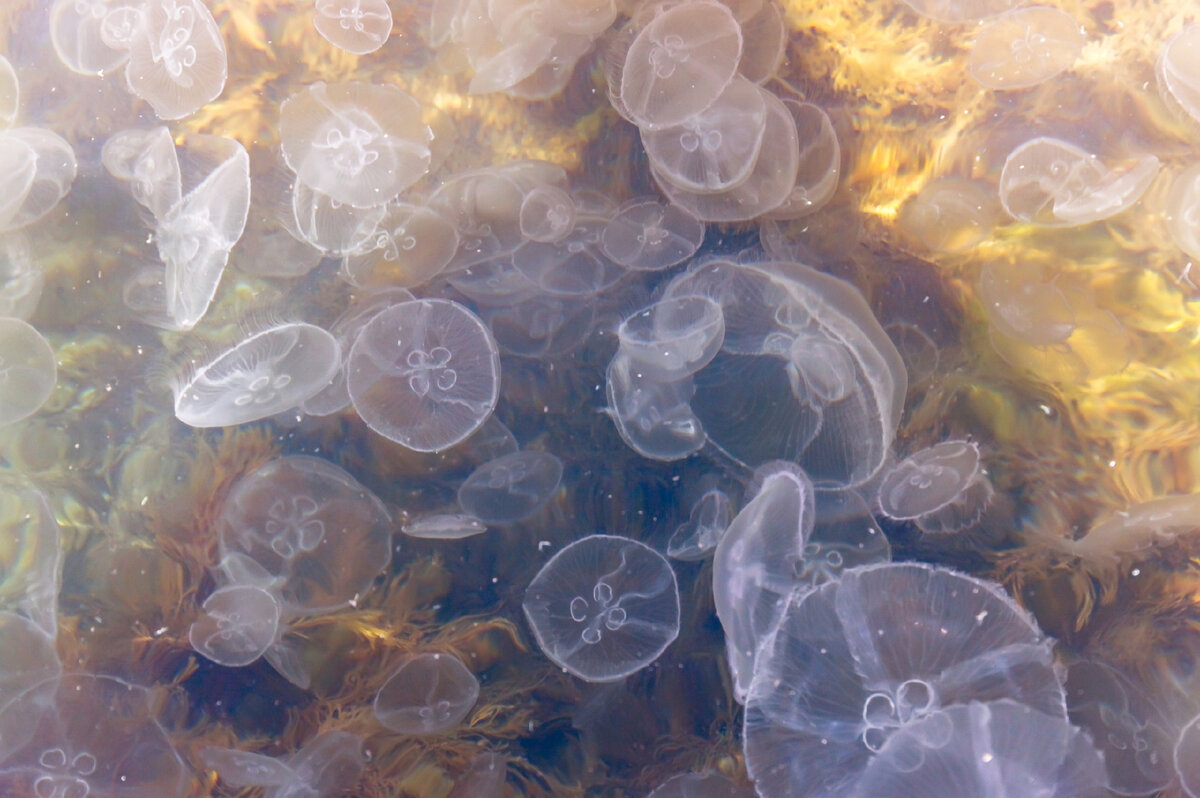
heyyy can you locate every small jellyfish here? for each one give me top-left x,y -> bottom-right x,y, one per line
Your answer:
0,674 -> 187,798
605,351 -> 705,462
188,584 -> 281,667
1177,713 -> 1200,797
202,731 -> 366,798
617,295 -> 725,379
1158,26 -> 1200,127
101,127 -> 183,221
49,0 -> 138,77
216,455 -> 393,614
314,0 -> 393,55
969,6 -> 1084,90
341,203 -> 459,288
896,177 -> 997,252
600,197 -> 705,272
998,136 -> 1159,226
279,82 -> 432,209
667,487 -> 734,561
763,100 -> 841,220
519,184 -> 576,243
373,652 -> 480,734
0,127 -> 77,233
978,261 -> 1076,346
523,534 -> 680,683
172,322 -> 340,428
123,0 -> 228,120
402,513 -> 488,540
876,440 -> 993,534
458,450 -> 564,524
0,318 -> 56,428
346,298 -> 501,452
620,1 -> 742,129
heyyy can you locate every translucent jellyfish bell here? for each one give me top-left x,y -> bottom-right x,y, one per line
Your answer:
101,127 -> 183,221
313,0 -> 393,55
373,652 -> 481,734
1177,714 -> 1200,797
0,479 -> 63,638
620,1 -> 743,129
0,612 -> 61,708
402,513 -> 488,540
743,563 -> 1066,798
1158,26 -> 1200,127
605,351 -> 705,461
667,486 -> 734,561
876,440 -> 993,534
897,177 -> 998,252
0,674 -> 187,798
1166,164 -> 1200,262
0,128 -> 77,233
216,455 -> 393,614
279,82 -> 433,209
49,0 -> 139,77
202,731 -> 366,798
969,7 -> 1084,90
188,584 -> 281,667
600,198 -> 704,272
457,450 -> 564,524
617,296 -> 725,379
523,534 -> 680,682
172,322 -> 340,427
998,136 -> 1159,227
0,318 -> 57,427
347,298 -> 501,452
763,100 -> 841,220
342,204 -> 459,288
124,0 -> 228,120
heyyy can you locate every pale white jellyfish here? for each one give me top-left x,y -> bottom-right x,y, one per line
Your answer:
124,0 -> 228,120
313,0 -> 393,55
373,653 -> 481,734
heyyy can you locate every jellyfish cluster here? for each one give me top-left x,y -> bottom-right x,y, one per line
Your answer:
8,0 -> 1200,795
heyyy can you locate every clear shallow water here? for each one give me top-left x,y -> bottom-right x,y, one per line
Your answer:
3,0 -> 1200,795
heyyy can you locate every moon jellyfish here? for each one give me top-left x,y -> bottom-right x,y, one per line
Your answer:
798,489 -> 891,588
998,137 -> 1159,227
402,513 -> 488,540
743,563 -> 1066,798
279,81 -> 433,209
0,127 -> 76,233
347,298 -> 501,452
606,351 -> 705,461
342,203 -> 459,288
620,1 -> 742,129
667,486 -> 734,561
618,296 -> 725,379
101,127 -> 183,221
1158,25 -> 1200,127
978,261 -> 1076,345
216,455 -> 393,614
314,0 -> 393,55
188,584 -> 281,667
519,184 -> 576,243
458,450 -> 563,524
876,440 -> 994,534
600,197 -> 704,271
1068,493 -> 1200,561
172,322 -> 340,427
0,479 -> 63,638
764,100 -> 841,220
969,6 -> 1084,90
373,652 -> 480,734
1166,164 -> 1200,261
0,612 -> 61,708
897,177 -> 997,252
0,318 -> 56,428
713,466 -> 815,702
155,136 -> 250,329
123,0 -> 228,120
202,731 -> 366,798
0,674 -> 187,798
897,0 -> 1020,23
49,0 -> 139,76
448,752 -> 506,798
291,177 -> 386,255
1178,713 -> 1200,797
855,700 -> 1108,797
523,534 -> 680,682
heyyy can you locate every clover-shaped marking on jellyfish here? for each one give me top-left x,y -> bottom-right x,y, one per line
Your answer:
123,0 -> 227,120
373,653 -> 480,735
969,7 -> 1084,90
877,440 -> 994,534
314,0 -> 391,55
523,534 -> 680,683
403,345 -> 457,396
33,747 -> 97,798
264,495 -> 325,558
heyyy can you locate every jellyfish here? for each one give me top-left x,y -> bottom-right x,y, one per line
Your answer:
605,351 -> 705,461
0,674 -> 187,798
897,177 -> 998,252
619,1 -> 742,129
373,652 -> 481,734
341,203 -> 459,288
797,488 -> 891,589
202,731 -> 366,798
713,466 -> 815,702
736,0 -> 785,84
447,752 -> 506,798
519,184 -> 576,243
0,127 -> 76,233
897,0 -> 1020,23
876,440 -> 994,534
457,450 -> 564,524
279,81 -> 432,209
523,534 -> 680,682
1178,713 -> 1200,797
743,563 -> 1067,798
346,298 -> 501,452
998,136 -> 1159,227
1068,493 -> 1200,562
291,177 -> 386,255
313,0 -> 393,55
969,6 -> 1085,90
188,583 -> 282,668
763,100 -> 841,220
49,0 -> 139,77
0,612 -> 61,710
667,486 -> 735,561
172,322 -> 340,427
101,127 -> 183,221
123,0 -> 228,120
600,197 -> 705,272
402,513 -> 489,540
0,318 -> 57,428
1158,25 -> 1200,126
1166,164 -> 1200,262
0,478 -> 63,638
617,295 -> 725,380
216,455 -> 393,615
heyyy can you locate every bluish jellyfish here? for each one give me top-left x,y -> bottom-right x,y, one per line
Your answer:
605,350 -> 705,461
519,184 -> 576,243
430,167 -> 529,271
279,81 -> 432,209
969,6 -> 1084,90
314,0 -> 393,55
188,583 -> 282,668
0,318 -> 56,428
373,652 -> 481,734
667,486 -> 734,561
458,449 -> 564,523
0,674 -> 187,798
601,197 -> 705,272
202,730 -> 365,798
216,455 -> 393,614
290,177 -> 386,255
876,439 -> 994,534
346,298 -> 501,452
123,0 -> 228,120
743,563 -> 1067,798
172,322 -> 340,427
523,534 -> 680,682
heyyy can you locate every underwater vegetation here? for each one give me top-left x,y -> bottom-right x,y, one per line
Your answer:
8,0 -> 1200,795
